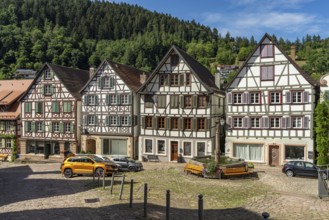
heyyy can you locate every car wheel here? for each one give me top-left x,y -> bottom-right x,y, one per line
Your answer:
321,172 -> 327,180
286,170 -> 294,177
64,168 -> 73,178
128,166 -> 137,172
95,168 -> 104,177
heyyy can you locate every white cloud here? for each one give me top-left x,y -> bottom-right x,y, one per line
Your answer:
202,13 -> 223,23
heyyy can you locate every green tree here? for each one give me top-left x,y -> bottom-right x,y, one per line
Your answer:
315,101 -> 329,165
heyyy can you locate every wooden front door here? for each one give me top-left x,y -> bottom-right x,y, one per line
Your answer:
269,145 -> 279,166
171,141 -> 178,161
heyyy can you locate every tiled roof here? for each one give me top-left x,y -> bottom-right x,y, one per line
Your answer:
0,91 -> 25,105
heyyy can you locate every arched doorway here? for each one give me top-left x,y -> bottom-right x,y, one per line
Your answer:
86,139 -> 96,154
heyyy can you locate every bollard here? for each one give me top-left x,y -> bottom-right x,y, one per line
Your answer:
103,171 -> 105,189
262,212 -> 270,219
129,179 -> 134,208
144,183 -> 148,217
198,194 -> 204,220
110,173 -> 115,194
119,175 -> 125,200
166,190 -> 170,220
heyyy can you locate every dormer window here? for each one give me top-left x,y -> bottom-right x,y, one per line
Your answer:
260,44 -> 274,58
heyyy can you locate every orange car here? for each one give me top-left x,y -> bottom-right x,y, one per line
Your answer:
61,156 -> 118,178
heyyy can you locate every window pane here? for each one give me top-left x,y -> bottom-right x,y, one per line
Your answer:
157,140 -> 165,154
197,142 -> 205,156
184,142 -> 192,156
285,146 -> 304,160
145,139 -> 152,153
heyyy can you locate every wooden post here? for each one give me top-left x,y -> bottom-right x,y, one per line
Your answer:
119,175 -> 125,200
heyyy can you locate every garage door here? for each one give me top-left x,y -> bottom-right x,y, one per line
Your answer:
110,139 -> 127,155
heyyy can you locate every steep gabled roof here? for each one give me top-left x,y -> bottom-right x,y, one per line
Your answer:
80,60 -> 149,93
19,63 -> 89,101
138,45 -> 223,94
226,33 -> 317,89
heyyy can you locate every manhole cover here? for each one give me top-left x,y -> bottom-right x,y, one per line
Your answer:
84,198 -> 100,203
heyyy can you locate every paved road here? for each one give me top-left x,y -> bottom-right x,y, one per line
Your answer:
1,162 -> 329,220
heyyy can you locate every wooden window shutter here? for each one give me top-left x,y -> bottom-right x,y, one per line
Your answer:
98,77 -> 103,89
153,117 -> 157,129
303,91 -> 309,103
59,122 -> 64,133
35,102 -> 39,113
117,94 -> 121,105
243,92 -> 249,104
63,102 -> 68,112
166,75 -> 170,86
286,91 -> 291,103
141,116 -> 145,129
105,116 -> 109,126
95,95 -> 99,105
262,117 -> 269,128
95,116 -> 99,125
243,117 -> 249,128
70,123 -> 74,133
116,116 -> 120,126
51,85 -> 55,95
110,77 -> 115,88
286,117 -> 291,128
227,93 -> 232,104
83,115 -> 87,125
41,122 -> 45,131
128,116 -> 132,126
179,74 -> 184,86
166,117 -> 171,130
180,95 -> 185,108
192,95 -> 197,108
207,118 -> 211,130
31,121 -> 35,132
281,118 -> 286,129
41,85 -> 44,95
227,117 -> 232,129
128,94 -> 132,104
1,139 -> 5,147
84,95 -> 88,105
192,118 -> 197,131
105,94 -> 109,105
49,122 -> 52,132
304,116 -> 310,129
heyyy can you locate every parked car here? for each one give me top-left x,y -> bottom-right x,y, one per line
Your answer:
282,160 -> 328,179
110,156 -> 143,172
61,156 -> 118,178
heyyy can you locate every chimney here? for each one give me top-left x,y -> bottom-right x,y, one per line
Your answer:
215,67 -> 222,89
89,67 -> 95,77
290,45 -> 296,61
140,72 -> 146,84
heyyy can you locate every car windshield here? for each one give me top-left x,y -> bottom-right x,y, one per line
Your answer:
92,157 -> 104,162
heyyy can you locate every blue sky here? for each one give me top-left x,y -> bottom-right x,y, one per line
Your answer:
112,0 -> 329,41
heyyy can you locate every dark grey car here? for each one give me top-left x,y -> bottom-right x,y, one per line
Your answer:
282,160 -> 328,179
110,156 -> 143,172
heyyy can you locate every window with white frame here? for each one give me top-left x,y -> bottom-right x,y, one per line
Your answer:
121,94 -> 129,104
88,96 -> 96,105
6,139 -> 11,148
110,116 -> 117,125
250,92 -> 260,104
196,142 -> 205,156
292,91 -> 302,103
233,143 -> 264,161
292,116 -> 303,128
250,117 -> 261,128
103,77 -> 110,88
64,122 -> 71,133
183,142 -> 192,156
270,91 -> 281,104
270,117 -> 280,128
145,139 -> 153,153
110,95 -> 116,105
234,117 -> 243,128
36,122 -> 43,132
233,93 -> 242,104
44,69 -> 52,79
157,140 -> 165,154
88,115 -> 96,125
5,121 -> 11,130
285,145 -> 304,160
121,116 -> 129,126
170,74 -> 179,86
53,122 -> 60,132
44,84 -> 52,95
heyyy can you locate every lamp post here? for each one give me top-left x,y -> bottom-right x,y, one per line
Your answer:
215,118 -> 226,164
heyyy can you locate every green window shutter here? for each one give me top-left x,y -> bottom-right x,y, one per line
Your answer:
51,85 -> 55,95
128,116 -> 132,125
95,95 -> 99,105
63,102 -> 67,112
110,77 -> 114,88
98,77 -> 103,89
128,94 -> 132,104
83,115 -> 87,125
117,94 -> 121,105
84,95 -> 88,105
105,116 -> 109,126
50,70 -> 54,79
49,122 -> 52,132
0,122 -> 4,130
35,102 -> 39,113
166,118 -> 171,130
1,139 -> 5,147
95,116 -> 98,125
59,122 -> 64,133
179,74 -> 184,86
166,75 -> 170,86
192,95 -> 198,108
178,118 -> 183,130
25,102 -> 31,113
52,102 -> 59,113
41,85 -> 44,95
180,95 -> 185,108
141,116 -> 145,129
10,122 -> 15,131
42,122 -> 45,131
207,119 -> 211,130
25,122 -> 29,132
31,122 -> 35,132
70,123 -> 74,133
105,95 -> 110,105
117,116 -> 121,126
154,117 -> 158,129
192,118 -> 197,131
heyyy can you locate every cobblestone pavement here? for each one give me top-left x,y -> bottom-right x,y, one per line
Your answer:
1,161 -> 329,220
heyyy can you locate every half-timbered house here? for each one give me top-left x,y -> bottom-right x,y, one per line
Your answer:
19,63 -> 89,161
138,46 -> 225,162
80,60 -> 148,159
225,33 -> 318,166
0,80 -> 33,159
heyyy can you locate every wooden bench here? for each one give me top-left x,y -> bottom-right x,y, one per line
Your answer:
0,154 -> 8,161
147,155 -> 160,162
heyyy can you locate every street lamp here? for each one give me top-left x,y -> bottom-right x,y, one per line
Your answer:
215,117 -> 226,164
